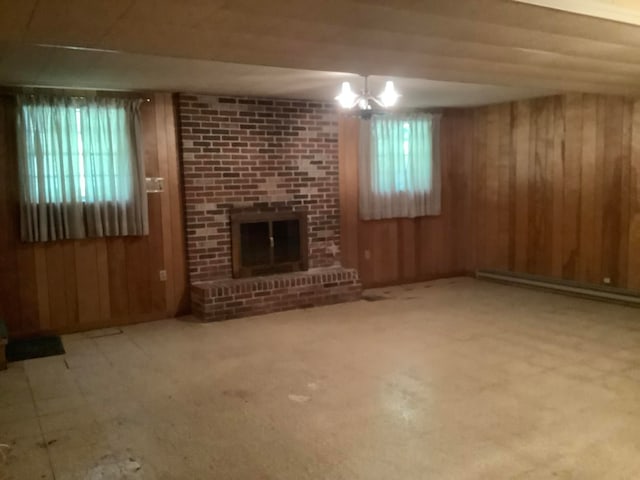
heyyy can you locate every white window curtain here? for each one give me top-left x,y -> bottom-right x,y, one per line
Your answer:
16,95 -> 149,242
359,113 -> 441,220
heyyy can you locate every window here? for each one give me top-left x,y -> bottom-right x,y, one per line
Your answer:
17,95 -> 148,242
359,114 -> 441,220
20,101 -> 133,204
371,116 -> 433,194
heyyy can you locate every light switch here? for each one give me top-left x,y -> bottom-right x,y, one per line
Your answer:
146,177 -> 164,193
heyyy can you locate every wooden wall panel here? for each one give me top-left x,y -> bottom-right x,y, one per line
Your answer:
45,243 -> 68,329
0,92 -> 189,337
578,95 -> 596,283
513,100 -> 531,274
106,240 -> 129,318
355,220 -> 392,286
471,93 -> 640,292
485,105 -> 501,270
162,96 -> 189,315
629,100 -> 640,292
550,96 -> 565,278
496,103 -> 512,272
15,250 -> 40,332
95,240 -> 112,322
338,116 -> 360,271
398,218 -> 417,281
619,99 -> 633,288
473,107 -> 489,271
124,236 -> 152,317
61,242 -> 78,326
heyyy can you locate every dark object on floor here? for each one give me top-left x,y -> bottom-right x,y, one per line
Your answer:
0,318 -> 7,370
362,294 -> 388,302
84,327 -> 123,339
6,335 -> 65,362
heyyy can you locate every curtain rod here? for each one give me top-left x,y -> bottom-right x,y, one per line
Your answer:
22,94 -> 152,102
0,86 -> 152,102
19,94 -> 151,103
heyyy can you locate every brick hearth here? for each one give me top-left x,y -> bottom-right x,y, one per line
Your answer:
191,267 -> 361,321
178,94 -> 362,320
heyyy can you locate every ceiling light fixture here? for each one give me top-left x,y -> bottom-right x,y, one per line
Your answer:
335,76 -> 400,116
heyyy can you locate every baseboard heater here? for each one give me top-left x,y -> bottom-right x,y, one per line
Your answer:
476,270 -> 640,306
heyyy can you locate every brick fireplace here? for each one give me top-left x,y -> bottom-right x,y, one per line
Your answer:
178,94 -> 361,321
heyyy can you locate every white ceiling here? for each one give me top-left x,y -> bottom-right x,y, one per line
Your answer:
2,0 -> 640,106
0,44 -> 555,108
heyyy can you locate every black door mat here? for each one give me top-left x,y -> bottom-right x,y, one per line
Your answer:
6,335 -> 65,362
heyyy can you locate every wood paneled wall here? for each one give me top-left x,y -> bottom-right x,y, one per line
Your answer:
340,94 -> 640,291
339,112 -> 475,287
471,94 -> 640,291
0,93 -> 189,337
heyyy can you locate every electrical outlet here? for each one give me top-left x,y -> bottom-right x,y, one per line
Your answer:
159,270 -> 167,281
364,249 -> 371,260
603,277 -> 611,285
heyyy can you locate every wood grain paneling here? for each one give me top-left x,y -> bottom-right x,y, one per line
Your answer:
0,93 -> 188,337
338,117 -> 360,272
629,100 -> 640,292
340,93 -> 640,291
468,94 -> 640,291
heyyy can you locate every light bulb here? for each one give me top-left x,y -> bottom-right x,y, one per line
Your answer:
335,82 -> 357,109
379,80 -> 399,107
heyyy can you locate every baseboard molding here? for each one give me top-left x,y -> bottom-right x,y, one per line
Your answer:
476,270 -> 640,306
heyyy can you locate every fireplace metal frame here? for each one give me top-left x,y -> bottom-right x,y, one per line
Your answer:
230,210 -> 309,278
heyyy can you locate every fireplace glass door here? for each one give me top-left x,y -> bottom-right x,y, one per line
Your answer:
231,211 -> 308,278
239,221 -> 271,267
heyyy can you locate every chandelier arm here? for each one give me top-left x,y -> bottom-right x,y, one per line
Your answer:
369,96 -> 385,108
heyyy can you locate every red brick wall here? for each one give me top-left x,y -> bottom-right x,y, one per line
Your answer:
178,94 -> 341,282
